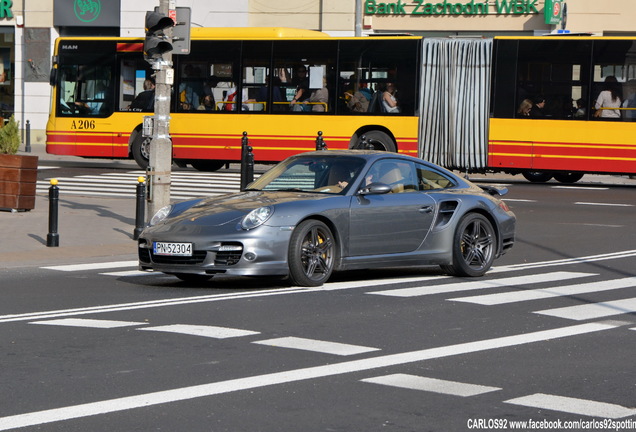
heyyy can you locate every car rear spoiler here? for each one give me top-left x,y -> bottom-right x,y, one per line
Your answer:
478,184 -> 508,197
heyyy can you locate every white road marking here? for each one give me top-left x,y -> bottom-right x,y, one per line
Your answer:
490,249 -> 636,273
534,297 -> 636,321
0,322 -> 619,431
138,324 -> 259,339
574,202 -> 633,207
451,277 -> 636,306
552,186 -> 609,190
21,250 -> 636,325
42,261 -> 137,272
29,318 -> 147,329
505,393 -> 636,419
252,337 -> 380,356
0,287 -> 309,324
361,374 -> 500,397
368,272 -> 594,298
100,270 -> 153,277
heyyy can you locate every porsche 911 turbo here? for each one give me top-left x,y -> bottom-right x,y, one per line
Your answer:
138,151 -> 515,286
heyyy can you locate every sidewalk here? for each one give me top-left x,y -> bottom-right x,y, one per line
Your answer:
1,144 -> 139,269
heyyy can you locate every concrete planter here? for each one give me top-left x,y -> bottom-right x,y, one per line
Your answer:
0,154 -> 39,211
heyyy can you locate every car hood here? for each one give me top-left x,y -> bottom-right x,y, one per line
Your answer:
158,190 -> 336,227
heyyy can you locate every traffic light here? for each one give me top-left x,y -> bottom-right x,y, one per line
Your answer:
144,11 -> 174,61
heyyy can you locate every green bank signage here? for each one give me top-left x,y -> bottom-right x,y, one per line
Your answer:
0,0 -> 13,19
365,0 -> 540,16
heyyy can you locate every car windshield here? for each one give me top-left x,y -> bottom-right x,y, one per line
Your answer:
249,155 -> 367,194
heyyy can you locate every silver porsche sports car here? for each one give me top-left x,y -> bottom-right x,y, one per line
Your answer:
139,151 -> 515,286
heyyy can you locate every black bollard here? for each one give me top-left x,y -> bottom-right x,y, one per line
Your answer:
245,145 -> 254,188
25,120 -> 31,153
47,179 -> 59,247
315,131 -> 327,150
240,132 -> 254,191
133,176 -> 146,240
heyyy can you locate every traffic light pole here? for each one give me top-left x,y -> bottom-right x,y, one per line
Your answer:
147,0 -> 174,220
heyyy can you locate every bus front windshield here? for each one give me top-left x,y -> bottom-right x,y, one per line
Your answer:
56,63 -> 112,117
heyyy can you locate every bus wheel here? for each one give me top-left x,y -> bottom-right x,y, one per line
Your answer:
132,135 -> 151,169
553,172 -> 584,184
190,160 -> 226,172
357,131 -> 396,152
522,171 -> 553,183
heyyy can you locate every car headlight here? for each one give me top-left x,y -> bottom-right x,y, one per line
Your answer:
241,206 -> 273,230
150,205 -> 173,226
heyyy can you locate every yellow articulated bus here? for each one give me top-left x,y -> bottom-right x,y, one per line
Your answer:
47,29 -> 636,183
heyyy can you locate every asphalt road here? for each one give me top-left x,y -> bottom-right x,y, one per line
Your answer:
1,170 -> 636,432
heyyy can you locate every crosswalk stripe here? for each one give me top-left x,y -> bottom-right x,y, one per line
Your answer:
361,374 -> 501,397
252,336 -> 380,356
451,277 -> 636,305
138,324 -> 260,339
29,318 -> 147,329
534,297 -> 636,321
505,393 -> 636,419
368,272 -> 595,298
36,170 -> 245,199
42,261 -> 138,272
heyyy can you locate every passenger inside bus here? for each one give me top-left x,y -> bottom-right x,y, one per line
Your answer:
517,99 -> 533,117
381,83 -> 400,113
128,78 -> 155,112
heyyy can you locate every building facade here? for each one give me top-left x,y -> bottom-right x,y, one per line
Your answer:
5,0 -> 636,144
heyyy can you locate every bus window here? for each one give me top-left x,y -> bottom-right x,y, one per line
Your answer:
513,40 -> 592,120
57,64 -> 113,117
338,39 -> 418,116
273,40 -> 337,114
175,40 -> 241,112
242,41 -> 274,113
592,40 -> 636,121
119,58 -> 154,112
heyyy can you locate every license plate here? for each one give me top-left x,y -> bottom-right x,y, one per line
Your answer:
153,242 -> 193,256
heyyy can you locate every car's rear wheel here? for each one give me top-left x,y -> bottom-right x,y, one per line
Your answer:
441,213 -> 496,277
288,220 -> 335,287
173,273 -> 212,284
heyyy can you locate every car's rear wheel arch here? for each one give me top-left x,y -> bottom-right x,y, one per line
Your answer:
441,209 -> 500,277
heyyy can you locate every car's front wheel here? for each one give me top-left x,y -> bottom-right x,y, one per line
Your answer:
288,220 -> 335,287
441,213 -> 496,277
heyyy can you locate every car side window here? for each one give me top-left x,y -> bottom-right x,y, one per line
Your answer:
416,165 -> 456,190
366,160 -> 417,193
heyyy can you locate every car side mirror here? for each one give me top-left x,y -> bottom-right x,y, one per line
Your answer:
358,182 -> 392,195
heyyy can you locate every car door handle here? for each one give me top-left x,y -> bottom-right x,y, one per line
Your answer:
419,206 -> 434,214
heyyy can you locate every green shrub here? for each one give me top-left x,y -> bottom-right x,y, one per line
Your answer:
0,115 -> 21,155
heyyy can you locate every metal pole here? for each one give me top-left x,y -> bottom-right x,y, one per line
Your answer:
147,0 -> 174,221
47,179 -> 59,247
355,0 -> 362,37
25,120 -> 31,153
240,132 -> 254,190
134,176 -> 146,240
